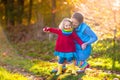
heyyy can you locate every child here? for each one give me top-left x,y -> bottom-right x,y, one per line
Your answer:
71,12 -> 98,72
43,18 -> 84,75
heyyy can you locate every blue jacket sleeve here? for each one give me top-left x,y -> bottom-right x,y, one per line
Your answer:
84,27 -> 98,45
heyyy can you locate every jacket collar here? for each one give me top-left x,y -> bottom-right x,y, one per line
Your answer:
75,22 -> 84,31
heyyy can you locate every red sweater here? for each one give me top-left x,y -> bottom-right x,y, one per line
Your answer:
44,28 -> 83,52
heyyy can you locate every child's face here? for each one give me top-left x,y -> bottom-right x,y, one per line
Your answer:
71,18 -> 80,28
63,21 -> 72,29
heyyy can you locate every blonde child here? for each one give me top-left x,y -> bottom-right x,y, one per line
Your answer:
43,18 -> 84,75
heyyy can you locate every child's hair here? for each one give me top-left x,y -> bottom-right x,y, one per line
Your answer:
71,12 -> 84,24
59,18 -> 72,30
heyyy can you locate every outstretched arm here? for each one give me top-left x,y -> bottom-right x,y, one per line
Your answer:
43,27 -> 61,35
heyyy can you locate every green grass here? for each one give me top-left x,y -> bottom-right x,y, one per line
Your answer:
29,60 -> 120,80
0,55 -> 34,70
11,39 -> 120,80
13,40 -> 55,60
0,28 -> 34,72
1,27 -> 120,80
29,60 -> 57,76
47,73 -> 85,80
88,57 -> 120,71
90,39 -> 120,71
0,67 -> 27,80
13,38 -> 120,72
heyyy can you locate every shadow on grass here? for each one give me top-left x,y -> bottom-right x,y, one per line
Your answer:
48,73 -> 85,80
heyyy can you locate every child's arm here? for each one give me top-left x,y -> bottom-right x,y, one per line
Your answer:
72,32 -> 83,45
81,27 -> 98,50
72,32 -> 87,50
84,27 -> 98,45
43,27 -> 61,35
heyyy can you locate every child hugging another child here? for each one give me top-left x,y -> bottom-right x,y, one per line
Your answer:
43,18 -> 84,75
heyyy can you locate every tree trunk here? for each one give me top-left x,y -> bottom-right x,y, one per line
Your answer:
4,0 -> 15,25
51,0 -> 56,27
17,0 -> 24,24
28,0 -> 33,25
49,0 -> 56,41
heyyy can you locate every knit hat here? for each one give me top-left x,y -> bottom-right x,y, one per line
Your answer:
62,28 -> 73,36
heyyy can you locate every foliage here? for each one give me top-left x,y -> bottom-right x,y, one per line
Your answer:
13,40 -> 55,60
0,67 -> 27,80
0,25 -> 34,70
0,0 -> 73,26
82,68 -> 120,80
1,55 -> 34,70
12,38 -> 120,71
72,0 -> 120,39
1,0 -> 120,42
29,60 -> 57,77
1,20 -> 120,80
88,57 -> 120,71
29,60 -> 120,80
90,39 -> 120,71
0,35 -> 120,79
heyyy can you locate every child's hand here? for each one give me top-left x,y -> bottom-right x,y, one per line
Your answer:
81,43 -> 88,50
43,27 -> 50,32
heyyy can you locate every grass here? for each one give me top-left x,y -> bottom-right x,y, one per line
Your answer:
47,73 -> 85,80
0,26 -> 31,69
0,26 -> 120,80
13,38 -> 120,72
90,39 -> 120,71
88,57 -> 120,71
0,55 -> 34,70
13,40 -> 55,60
0,67 -> 27,80
8,39 -> 120,79
29,60 -> 57,76
29,60 -> 120,80
0,27 -> 33,79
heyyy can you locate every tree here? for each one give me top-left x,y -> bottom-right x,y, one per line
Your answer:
17,0 -> 24,24
28,0 -> 33,25
3,0 -> 15,25
51,0 -> 56,27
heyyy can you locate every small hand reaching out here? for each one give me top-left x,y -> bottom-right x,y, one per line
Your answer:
43,27 -> 50,32
81,43 -> 88,50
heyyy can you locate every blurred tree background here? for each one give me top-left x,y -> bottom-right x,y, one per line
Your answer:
0,0 -> 120,42
0,0 -> 74,42
0,0 -> 120,79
